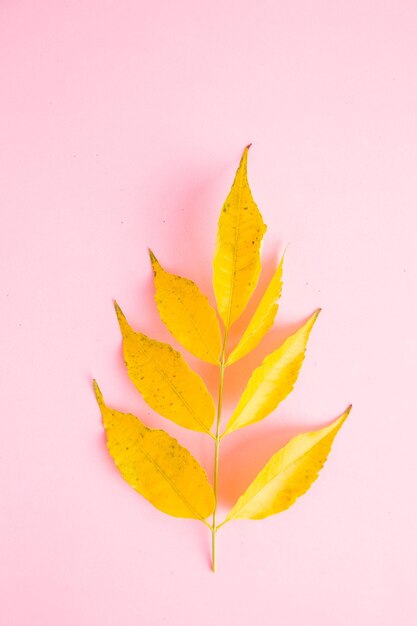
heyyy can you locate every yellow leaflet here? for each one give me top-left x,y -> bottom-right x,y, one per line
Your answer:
213,145 -> 267,330
227,254 -> 284,365
224,407 -> 351,522
149,250 -> 222,365
224,310 -> 320,435
114,302 -> 215,434
94,382 -> 215,520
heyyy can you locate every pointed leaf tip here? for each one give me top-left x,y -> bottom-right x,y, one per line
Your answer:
241,145 -> 250,163
148,248 -> 159,268
113,301 -> 131,337
93,379 -> 104,407
313,308 -> 321,321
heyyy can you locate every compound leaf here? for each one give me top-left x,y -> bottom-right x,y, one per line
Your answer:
149,250 -> 222,365
227,253 -> 284,365
114,302 -> 215,434
94,382 -> 215,520
224,407 -> 350,522
213,145 -> 267,330
224,310 -> 320,435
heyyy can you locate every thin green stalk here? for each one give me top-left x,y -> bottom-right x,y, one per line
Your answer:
211,333 -> 228,572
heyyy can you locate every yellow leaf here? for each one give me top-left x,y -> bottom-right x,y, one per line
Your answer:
224,310 -> 320,435
213,145 -> 267,331
114,302 -> 215,434
94,382 -> 215,520
149,250 -> 222,365
224,407 -> 351,522
227,253 -> 284,365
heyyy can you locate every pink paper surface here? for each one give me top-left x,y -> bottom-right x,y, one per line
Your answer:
1,2 -> 416,624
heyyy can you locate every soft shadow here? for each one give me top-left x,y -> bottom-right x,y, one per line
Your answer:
188,520 -> 212,571
145,161 -> 229,307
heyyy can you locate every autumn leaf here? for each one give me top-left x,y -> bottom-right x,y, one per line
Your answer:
94,382 -> 215,521
224,310 -> 320,436
224,407 -> 351,522
114,301 -> 215,434
94,145 -> 351,571
149,250 -> 222,364
227,253 -> 284,365
213,145 -> 267,332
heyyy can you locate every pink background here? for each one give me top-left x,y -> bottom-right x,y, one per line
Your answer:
1,2 -> 416,624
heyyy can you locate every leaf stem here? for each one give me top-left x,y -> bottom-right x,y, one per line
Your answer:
211,352 -> 226,572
